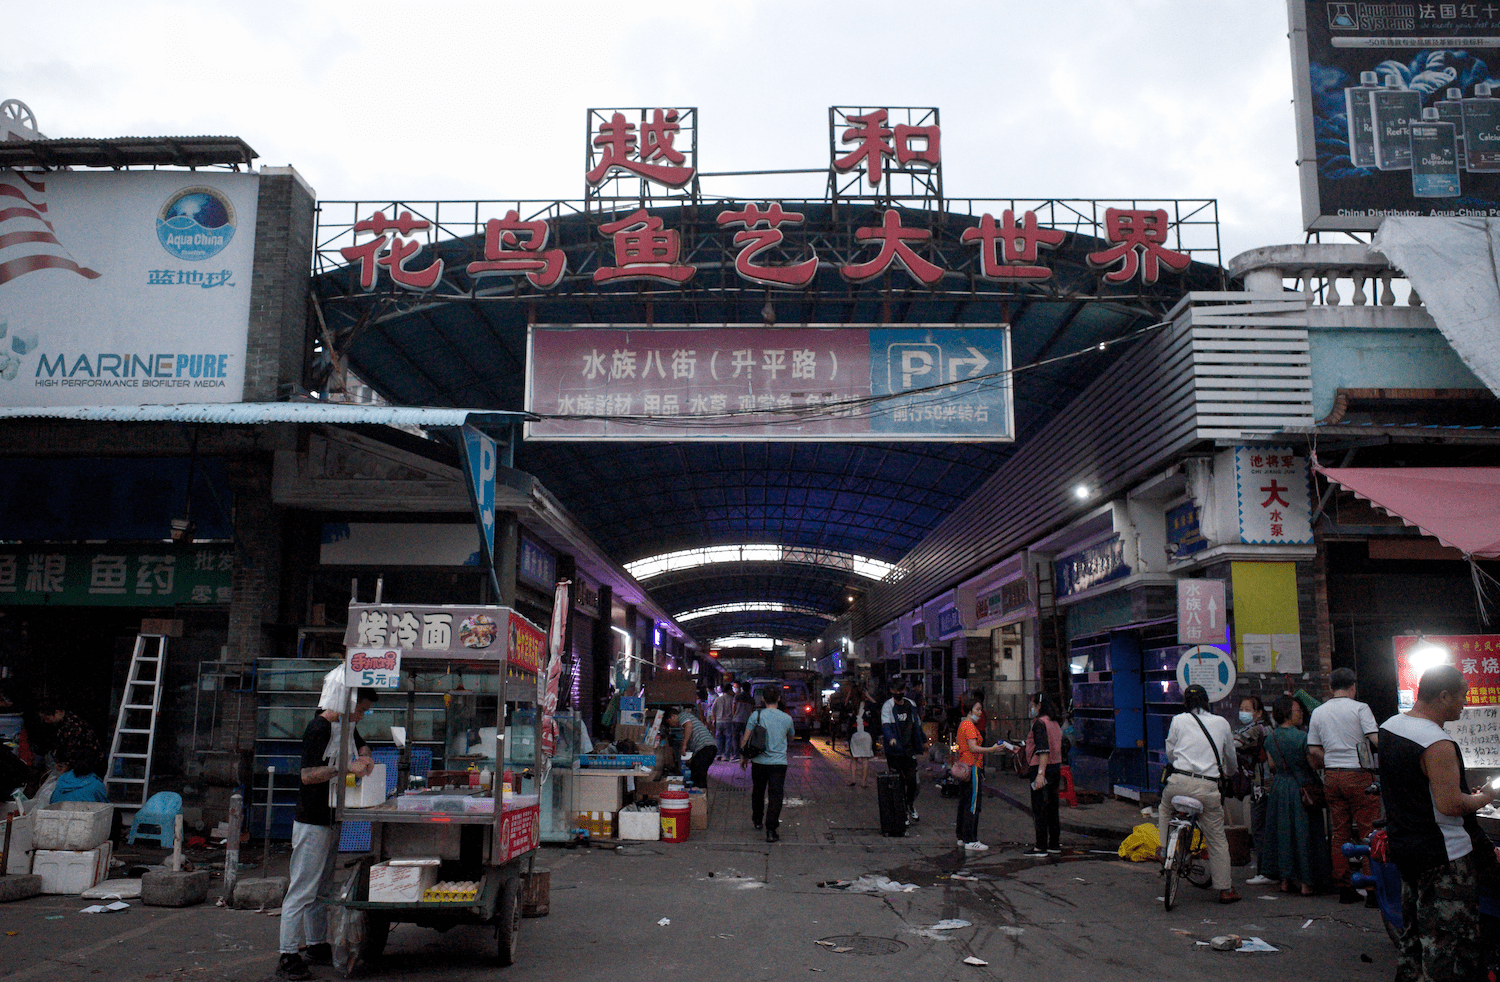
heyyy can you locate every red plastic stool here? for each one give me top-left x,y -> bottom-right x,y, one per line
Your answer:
1059,765 -> 1079,808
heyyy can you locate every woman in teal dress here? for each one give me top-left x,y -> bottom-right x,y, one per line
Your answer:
1259,695 -> 1331,894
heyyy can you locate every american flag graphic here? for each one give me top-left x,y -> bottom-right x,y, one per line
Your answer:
0,170 -> 101,286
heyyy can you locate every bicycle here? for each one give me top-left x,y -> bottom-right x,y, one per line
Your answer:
1161,794 -> 1213,910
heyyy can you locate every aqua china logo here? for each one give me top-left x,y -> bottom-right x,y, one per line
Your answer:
156,187 -> 236,261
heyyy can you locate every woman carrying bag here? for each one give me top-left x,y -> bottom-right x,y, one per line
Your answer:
953,691 -> 1013,852
1258,695 -> 1331,895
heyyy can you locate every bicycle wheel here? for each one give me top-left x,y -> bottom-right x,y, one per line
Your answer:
1164,827 -> 1190,911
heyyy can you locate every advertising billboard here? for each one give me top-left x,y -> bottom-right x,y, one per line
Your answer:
524,324 -> 1012,441
0,170 -> 259,405
1290,1 -> 1500,229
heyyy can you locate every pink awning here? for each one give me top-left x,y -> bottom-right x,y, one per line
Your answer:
1316,467 -> 1500,558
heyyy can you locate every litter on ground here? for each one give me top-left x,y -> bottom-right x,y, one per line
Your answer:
79,901 -> 129,914
825,875 -> 919,894
964,956 -> 989,966
657,917 -> 670,926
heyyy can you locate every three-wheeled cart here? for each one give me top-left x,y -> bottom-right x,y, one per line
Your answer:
330,603 -> 548,967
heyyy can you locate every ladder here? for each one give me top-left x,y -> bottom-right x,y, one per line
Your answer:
105,634 -> 168,806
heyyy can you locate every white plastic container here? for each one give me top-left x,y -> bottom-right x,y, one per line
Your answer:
33,802 -> 113,851
3,811 -> 33,874
368,857 -> 440,903
327,763 -> 387,808
34,842 -> 112,894
618,807 -> 660,841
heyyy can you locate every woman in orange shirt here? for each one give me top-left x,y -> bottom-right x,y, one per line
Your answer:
955,691 -> 1014,851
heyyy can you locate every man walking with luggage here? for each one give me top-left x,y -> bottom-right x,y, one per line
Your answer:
1307,667 -> 1381,904
881,677 -> 926,824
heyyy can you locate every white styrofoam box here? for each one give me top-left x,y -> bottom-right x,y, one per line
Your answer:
368,857 -> 440,903
328,763 -> 388,808
33,802 -> 113,851
618,808 -> 659,841
35,842 -> 111,895
3,811 -> 33,874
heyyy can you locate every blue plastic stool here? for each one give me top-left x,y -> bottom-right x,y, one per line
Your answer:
127,791 -> 183,848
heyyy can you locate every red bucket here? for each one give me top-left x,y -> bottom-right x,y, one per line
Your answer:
660,790 -> 691,843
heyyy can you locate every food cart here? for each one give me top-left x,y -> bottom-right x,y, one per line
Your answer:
330,602 -> 546,967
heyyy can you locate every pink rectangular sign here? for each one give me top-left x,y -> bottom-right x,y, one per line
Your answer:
524,325 -> 1012,442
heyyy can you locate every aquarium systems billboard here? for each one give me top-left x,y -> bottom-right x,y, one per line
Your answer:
0,170 -> 259,406
1289,1 -> 1500,230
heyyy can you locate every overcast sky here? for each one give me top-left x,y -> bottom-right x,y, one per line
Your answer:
3,1 -> 1303,264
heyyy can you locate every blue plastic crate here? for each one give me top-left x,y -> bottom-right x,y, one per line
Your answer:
339,748 -> 432,852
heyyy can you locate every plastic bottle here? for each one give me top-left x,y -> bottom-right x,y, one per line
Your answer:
1434,87 -> 1466,164
479,767 -> 492,789
1371,78 -> 1420,170
1344,70 -> 1381,168
1411,107 -> 1461,198
1464,83 -> 1500,172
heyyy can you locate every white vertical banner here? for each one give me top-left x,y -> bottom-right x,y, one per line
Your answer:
537,579 -> 569,785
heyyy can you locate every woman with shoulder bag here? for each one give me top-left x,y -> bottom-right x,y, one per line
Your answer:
954,691 -> 1012,852
1158,684 -> 1242,903
1258,695 -> 1331,895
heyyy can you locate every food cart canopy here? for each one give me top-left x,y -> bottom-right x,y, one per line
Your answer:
1316,466 -> 1500,558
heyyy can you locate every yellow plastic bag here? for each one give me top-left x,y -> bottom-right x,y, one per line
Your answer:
1118,822 -> 1161,862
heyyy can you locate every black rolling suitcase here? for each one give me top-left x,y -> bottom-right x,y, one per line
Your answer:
877,772 -> 908,837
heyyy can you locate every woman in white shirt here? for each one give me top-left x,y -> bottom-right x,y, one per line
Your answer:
1158,683 -> 1241,904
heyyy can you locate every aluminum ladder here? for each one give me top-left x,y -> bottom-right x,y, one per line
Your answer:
105,633 -> 168,806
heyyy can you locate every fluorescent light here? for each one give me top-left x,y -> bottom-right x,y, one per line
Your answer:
1073,484 -> 1090,500
1408,638 -> 1452,675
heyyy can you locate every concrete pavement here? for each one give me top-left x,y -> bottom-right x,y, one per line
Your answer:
0,737 -> 1399,981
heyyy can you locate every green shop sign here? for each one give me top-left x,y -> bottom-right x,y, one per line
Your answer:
0,545 -> 233,606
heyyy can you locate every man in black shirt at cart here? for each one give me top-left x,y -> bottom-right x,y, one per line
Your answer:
276,687 -> 378,980
1379,665 -> 1496,982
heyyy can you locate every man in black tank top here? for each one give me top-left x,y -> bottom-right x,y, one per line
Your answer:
1379,665 -> 1496,982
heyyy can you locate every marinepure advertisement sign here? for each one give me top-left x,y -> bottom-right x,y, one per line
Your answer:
525,324 -> 1012,441
0,170 -> 258,405
1289,1 -> 1500,229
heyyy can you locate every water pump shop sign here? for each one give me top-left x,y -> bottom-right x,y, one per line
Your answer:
1290,1 -> 1500,229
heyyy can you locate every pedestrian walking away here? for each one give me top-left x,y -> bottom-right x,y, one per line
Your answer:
711,682 -> 737,761
1158,683 -> 1241,904
954,691 -> 1013,851
1379,664 -> 1496,982
1306,666 -> 1381,905
1023,691 -> 1064,858
742,686 -> 795,842
845,684 -> 878,789
277,676 -> 377,981
731,683 -> 754,761
880,677 -> 926,824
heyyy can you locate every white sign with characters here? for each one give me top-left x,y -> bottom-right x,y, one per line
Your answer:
344,647 -> 402,689
0,170 -> 258,406
1233,447 -> 1314,545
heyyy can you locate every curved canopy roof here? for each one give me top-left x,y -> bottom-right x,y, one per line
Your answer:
312,200 -> 1223,646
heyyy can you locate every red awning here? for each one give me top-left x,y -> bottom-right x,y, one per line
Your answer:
1316,467 -> 1500,558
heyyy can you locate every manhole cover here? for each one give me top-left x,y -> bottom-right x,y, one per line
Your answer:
817,936 -> 908,956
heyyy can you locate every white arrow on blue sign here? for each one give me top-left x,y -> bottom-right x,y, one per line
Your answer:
462,426 -> 497,564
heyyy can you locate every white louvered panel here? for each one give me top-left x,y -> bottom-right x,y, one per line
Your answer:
1187,317 -> 1312,441
1188,338 -> 1309,352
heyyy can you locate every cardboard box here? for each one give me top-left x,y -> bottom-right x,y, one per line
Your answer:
3,811 -> 34,875
368,857 -> 441,903
618,697 -> 644,727
688,790 -> 710,831
618,808 -> 659,840
34,842 -> 111,895
329,763 -> 388,808
572,811 -> 616,839
573,772 -> 626,812
33,802 -> 113,851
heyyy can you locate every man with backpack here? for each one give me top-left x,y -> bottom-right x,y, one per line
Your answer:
881,677 -> 926,823
741,686 -> 795,842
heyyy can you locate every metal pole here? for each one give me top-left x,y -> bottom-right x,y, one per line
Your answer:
263,765 -> 276,869
224,790 -> 242,905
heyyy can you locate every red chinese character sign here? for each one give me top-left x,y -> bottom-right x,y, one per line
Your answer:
1232,446 -> 1314,545
586,108 -> 697,194
961,210 -> 1066,281
594,209 -> 695,285
717,204 -> 818,288
1085,208 -> 1190,285
466,210 -> 566,289
829,107 -> 942,198
339,210 -> 446,292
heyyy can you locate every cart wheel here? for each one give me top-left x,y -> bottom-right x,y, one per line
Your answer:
496,877 -> 522,967
363,915 -> 391,961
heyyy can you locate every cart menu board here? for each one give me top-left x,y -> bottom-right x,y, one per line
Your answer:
497,804 -> 540,862
344,603 -> 541,676
1394,634 -> 1500,768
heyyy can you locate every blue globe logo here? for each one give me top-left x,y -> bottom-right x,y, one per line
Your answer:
157,186 -> 237,261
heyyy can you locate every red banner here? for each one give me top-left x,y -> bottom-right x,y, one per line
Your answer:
1394,634 -> 1500,708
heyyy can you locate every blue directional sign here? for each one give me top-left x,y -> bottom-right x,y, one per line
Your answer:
461,426 -> 496,564
867,328 -> 1012,438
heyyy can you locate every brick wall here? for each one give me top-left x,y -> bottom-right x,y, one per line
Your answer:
243,167 -> 316,401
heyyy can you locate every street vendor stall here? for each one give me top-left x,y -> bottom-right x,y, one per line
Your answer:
330,602 -> 545,967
